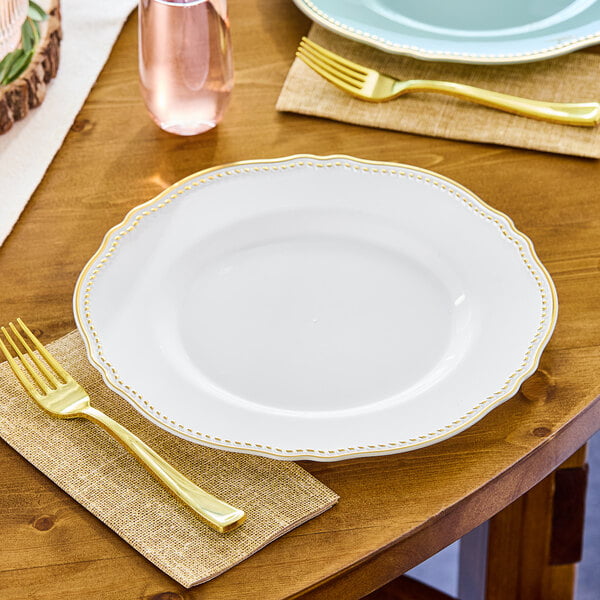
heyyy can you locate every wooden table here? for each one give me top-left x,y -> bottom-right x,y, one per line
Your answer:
1,1 -> 599,599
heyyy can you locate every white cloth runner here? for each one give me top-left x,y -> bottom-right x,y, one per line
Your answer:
0,0 -> 137,247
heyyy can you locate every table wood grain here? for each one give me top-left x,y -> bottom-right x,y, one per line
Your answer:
1,1 -> 599,598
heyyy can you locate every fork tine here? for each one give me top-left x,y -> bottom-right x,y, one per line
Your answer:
9,321 -> 62,387
296,51 -> 363,96
1,326 -> 50,394
299,40 -> 367,83
297,48 -> 363,89
301,37 -> 370,77
17,318 -> 70,382
0,336 -> 41,398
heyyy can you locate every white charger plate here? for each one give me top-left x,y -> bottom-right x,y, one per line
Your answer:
74,155 -> 557,461
293,0 -> 600,63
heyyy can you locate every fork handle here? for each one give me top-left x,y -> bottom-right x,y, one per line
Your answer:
81,406 -> 246,533
403,80 -> 600,126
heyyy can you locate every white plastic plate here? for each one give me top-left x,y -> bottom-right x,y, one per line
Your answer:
74,155 -> 557,460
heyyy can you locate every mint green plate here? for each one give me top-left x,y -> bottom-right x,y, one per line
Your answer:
293,0 -> 600,63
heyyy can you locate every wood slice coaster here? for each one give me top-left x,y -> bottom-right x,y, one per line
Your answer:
0,0 -> 61,134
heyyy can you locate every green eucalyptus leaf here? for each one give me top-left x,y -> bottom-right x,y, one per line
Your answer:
30,17 -> 40,45
0,52 -> 16,82
0,50 -> 24,85
28,1 -> 47,21
4,49 -> 34,85
21,19 -> 35,52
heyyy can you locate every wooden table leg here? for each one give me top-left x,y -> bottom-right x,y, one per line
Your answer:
458,445 -> 589,600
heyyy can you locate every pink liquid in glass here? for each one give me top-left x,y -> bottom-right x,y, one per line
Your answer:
138,0 -> 233,136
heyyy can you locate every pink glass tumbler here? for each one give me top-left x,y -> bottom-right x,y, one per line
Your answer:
138,0 -> 233,136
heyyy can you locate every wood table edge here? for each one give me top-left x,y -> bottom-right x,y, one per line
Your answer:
288,394 -> 600,599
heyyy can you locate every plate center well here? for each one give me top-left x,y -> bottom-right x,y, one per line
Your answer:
170,235 -> 469,415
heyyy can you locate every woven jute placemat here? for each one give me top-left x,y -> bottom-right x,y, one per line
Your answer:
0,330 -> 338,587
277,24 -> 600,158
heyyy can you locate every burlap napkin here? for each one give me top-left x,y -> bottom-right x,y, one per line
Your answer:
277,24 -> 600,158
0,330 -> 338,587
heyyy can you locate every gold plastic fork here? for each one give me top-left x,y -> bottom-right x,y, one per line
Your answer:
297,37 -> 600,126
0,319 -> 246,533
